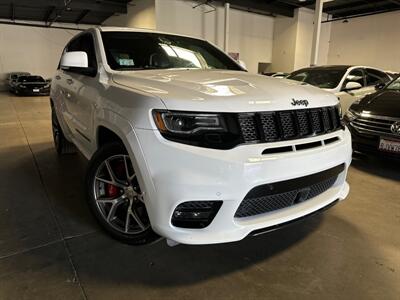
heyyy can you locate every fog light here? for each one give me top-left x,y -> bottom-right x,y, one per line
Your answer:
172,201 -> 223,229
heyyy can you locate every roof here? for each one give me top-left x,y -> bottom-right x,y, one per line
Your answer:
294,65 -> 354,72
97,26 -> 208,41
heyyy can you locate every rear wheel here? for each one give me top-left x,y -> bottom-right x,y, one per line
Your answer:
86,143 -> 159,245
51,106 -> 77,154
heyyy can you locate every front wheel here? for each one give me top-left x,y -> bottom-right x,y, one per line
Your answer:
86,143 -> 159,245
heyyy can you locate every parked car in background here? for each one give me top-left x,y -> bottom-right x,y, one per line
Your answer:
263,72 -> 289,78
50,27 -> 351,246
287,65 -> 392,112
344,76 -> 400,158
385,70 -> 400,78
7,72 -> 30,92
13,75 -> 50,96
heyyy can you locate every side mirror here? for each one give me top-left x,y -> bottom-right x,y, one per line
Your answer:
375,82 -> 385,90
60,51 -> 96,76
238,60 -> 247,71
343,81 -> 362,91
61,51 -> 88,68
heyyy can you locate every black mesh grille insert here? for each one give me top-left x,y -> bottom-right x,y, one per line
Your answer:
280,112 -> 296,138
260,113 -> 279,141
238,106 -> 341,144
239,114 -> 259,142
234,164 -> 345,218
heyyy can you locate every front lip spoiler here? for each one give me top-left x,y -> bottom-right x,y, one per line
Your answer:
249,199 -> 339,237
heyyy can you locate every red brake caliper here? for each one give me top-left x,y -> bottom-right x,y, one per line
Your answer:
106,160 -> 126,198
107,184 -> 119,198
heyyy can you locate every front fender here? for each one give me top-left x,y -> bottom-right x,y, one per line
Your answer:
93,109 -> 157,217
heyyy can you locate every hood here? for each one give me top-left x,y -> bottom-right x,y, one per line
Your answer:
112,69 -> 337,112
355,90 -> 400,118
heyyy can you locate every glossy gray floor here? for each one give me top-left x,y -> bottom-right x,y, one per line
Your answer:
0,92 -> 399,300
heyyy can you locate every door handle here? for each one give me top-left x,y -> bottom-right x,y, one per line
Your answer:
66,79 -> 74,85
55,75 -> 61,80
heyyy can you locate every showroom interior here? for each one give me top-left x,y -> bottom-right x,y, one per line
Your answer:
0,0 -> 399,299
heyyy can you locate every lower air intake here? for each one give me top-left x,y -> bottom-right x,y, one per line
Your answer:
235,164 -> 345,218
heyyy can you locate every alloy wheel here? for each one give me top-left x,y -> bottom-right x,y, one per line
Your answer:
93,154 -> 150,234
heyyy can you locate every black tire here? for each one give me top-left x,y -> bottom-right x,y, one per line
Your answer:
86,142 -> 160,245
51,106 -> 77,155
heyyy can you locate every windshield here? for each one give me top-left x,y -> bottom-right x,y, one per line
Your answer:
386,77 -> 400,90
18,76 -> 45,83
287,69 -> 347,89
101,32 -> 242,71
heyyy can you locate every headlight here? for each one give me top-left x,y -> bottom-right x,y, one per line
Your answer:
153,110 -> 241,149
153,111 -> 225,134
19,84 -> 26,88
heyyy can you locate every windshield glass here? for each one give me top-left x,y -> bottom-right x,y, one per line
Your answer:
101,32 -> 242,71
287,69 -> 347,89
386,77 -> 400,90
18,76 -> 45,82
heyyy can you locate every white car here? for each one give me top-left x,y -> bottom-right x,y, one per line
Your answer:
287,65 -> 392,112
51,27 -> 351,245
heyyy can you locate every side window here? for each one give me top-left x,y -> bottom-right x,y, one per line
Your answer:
80,34 -> 98,70
64,34 -> 97,76
366,69 -> 390,86
344,68 -> 365,87
290,72 -> 307,82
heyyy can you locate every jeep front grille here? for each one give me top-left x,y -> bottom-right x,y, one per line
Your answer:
238,106 -> 341,144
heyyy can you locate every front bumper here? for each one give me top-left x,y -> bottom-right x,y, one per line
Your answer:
128,127 -> 352,245
16,87 -> 50,96
348,124 -> 400,159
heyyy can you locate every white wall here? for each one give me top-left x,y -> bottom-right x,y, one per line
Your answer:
103,0 -> 156,29
294,8 -> 331,70
0,23 -> 81,90
155,0 -> 274,74
328,11 -> 400,71
271,8 -> 331,72
270,15 -> 297,73
229,9 -> 274,74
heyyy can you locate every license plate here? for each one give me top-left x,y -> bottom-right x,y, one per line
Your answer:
379,138 -> 400,153
33,89 -> 40,92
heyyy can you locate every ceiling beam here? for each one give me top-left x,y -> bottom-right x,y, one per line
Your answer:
10,2 -> 14,20
219,0 -> 294,17
75,9 -> 89,24
48,8 -> 61,26
386,0 -> 400,5
0,0 -> 127,14
44,5 -> 56,24
269,0 -> 315,8
325,2 -> 390,15
323,6 -> 400,22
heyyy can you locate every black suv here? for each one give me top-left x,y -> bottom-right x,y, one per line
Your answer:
344,76 -> 400,158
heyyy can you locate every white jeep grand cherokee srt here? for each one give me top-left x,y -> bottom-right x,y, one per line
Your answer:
51,27 -> 351,245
